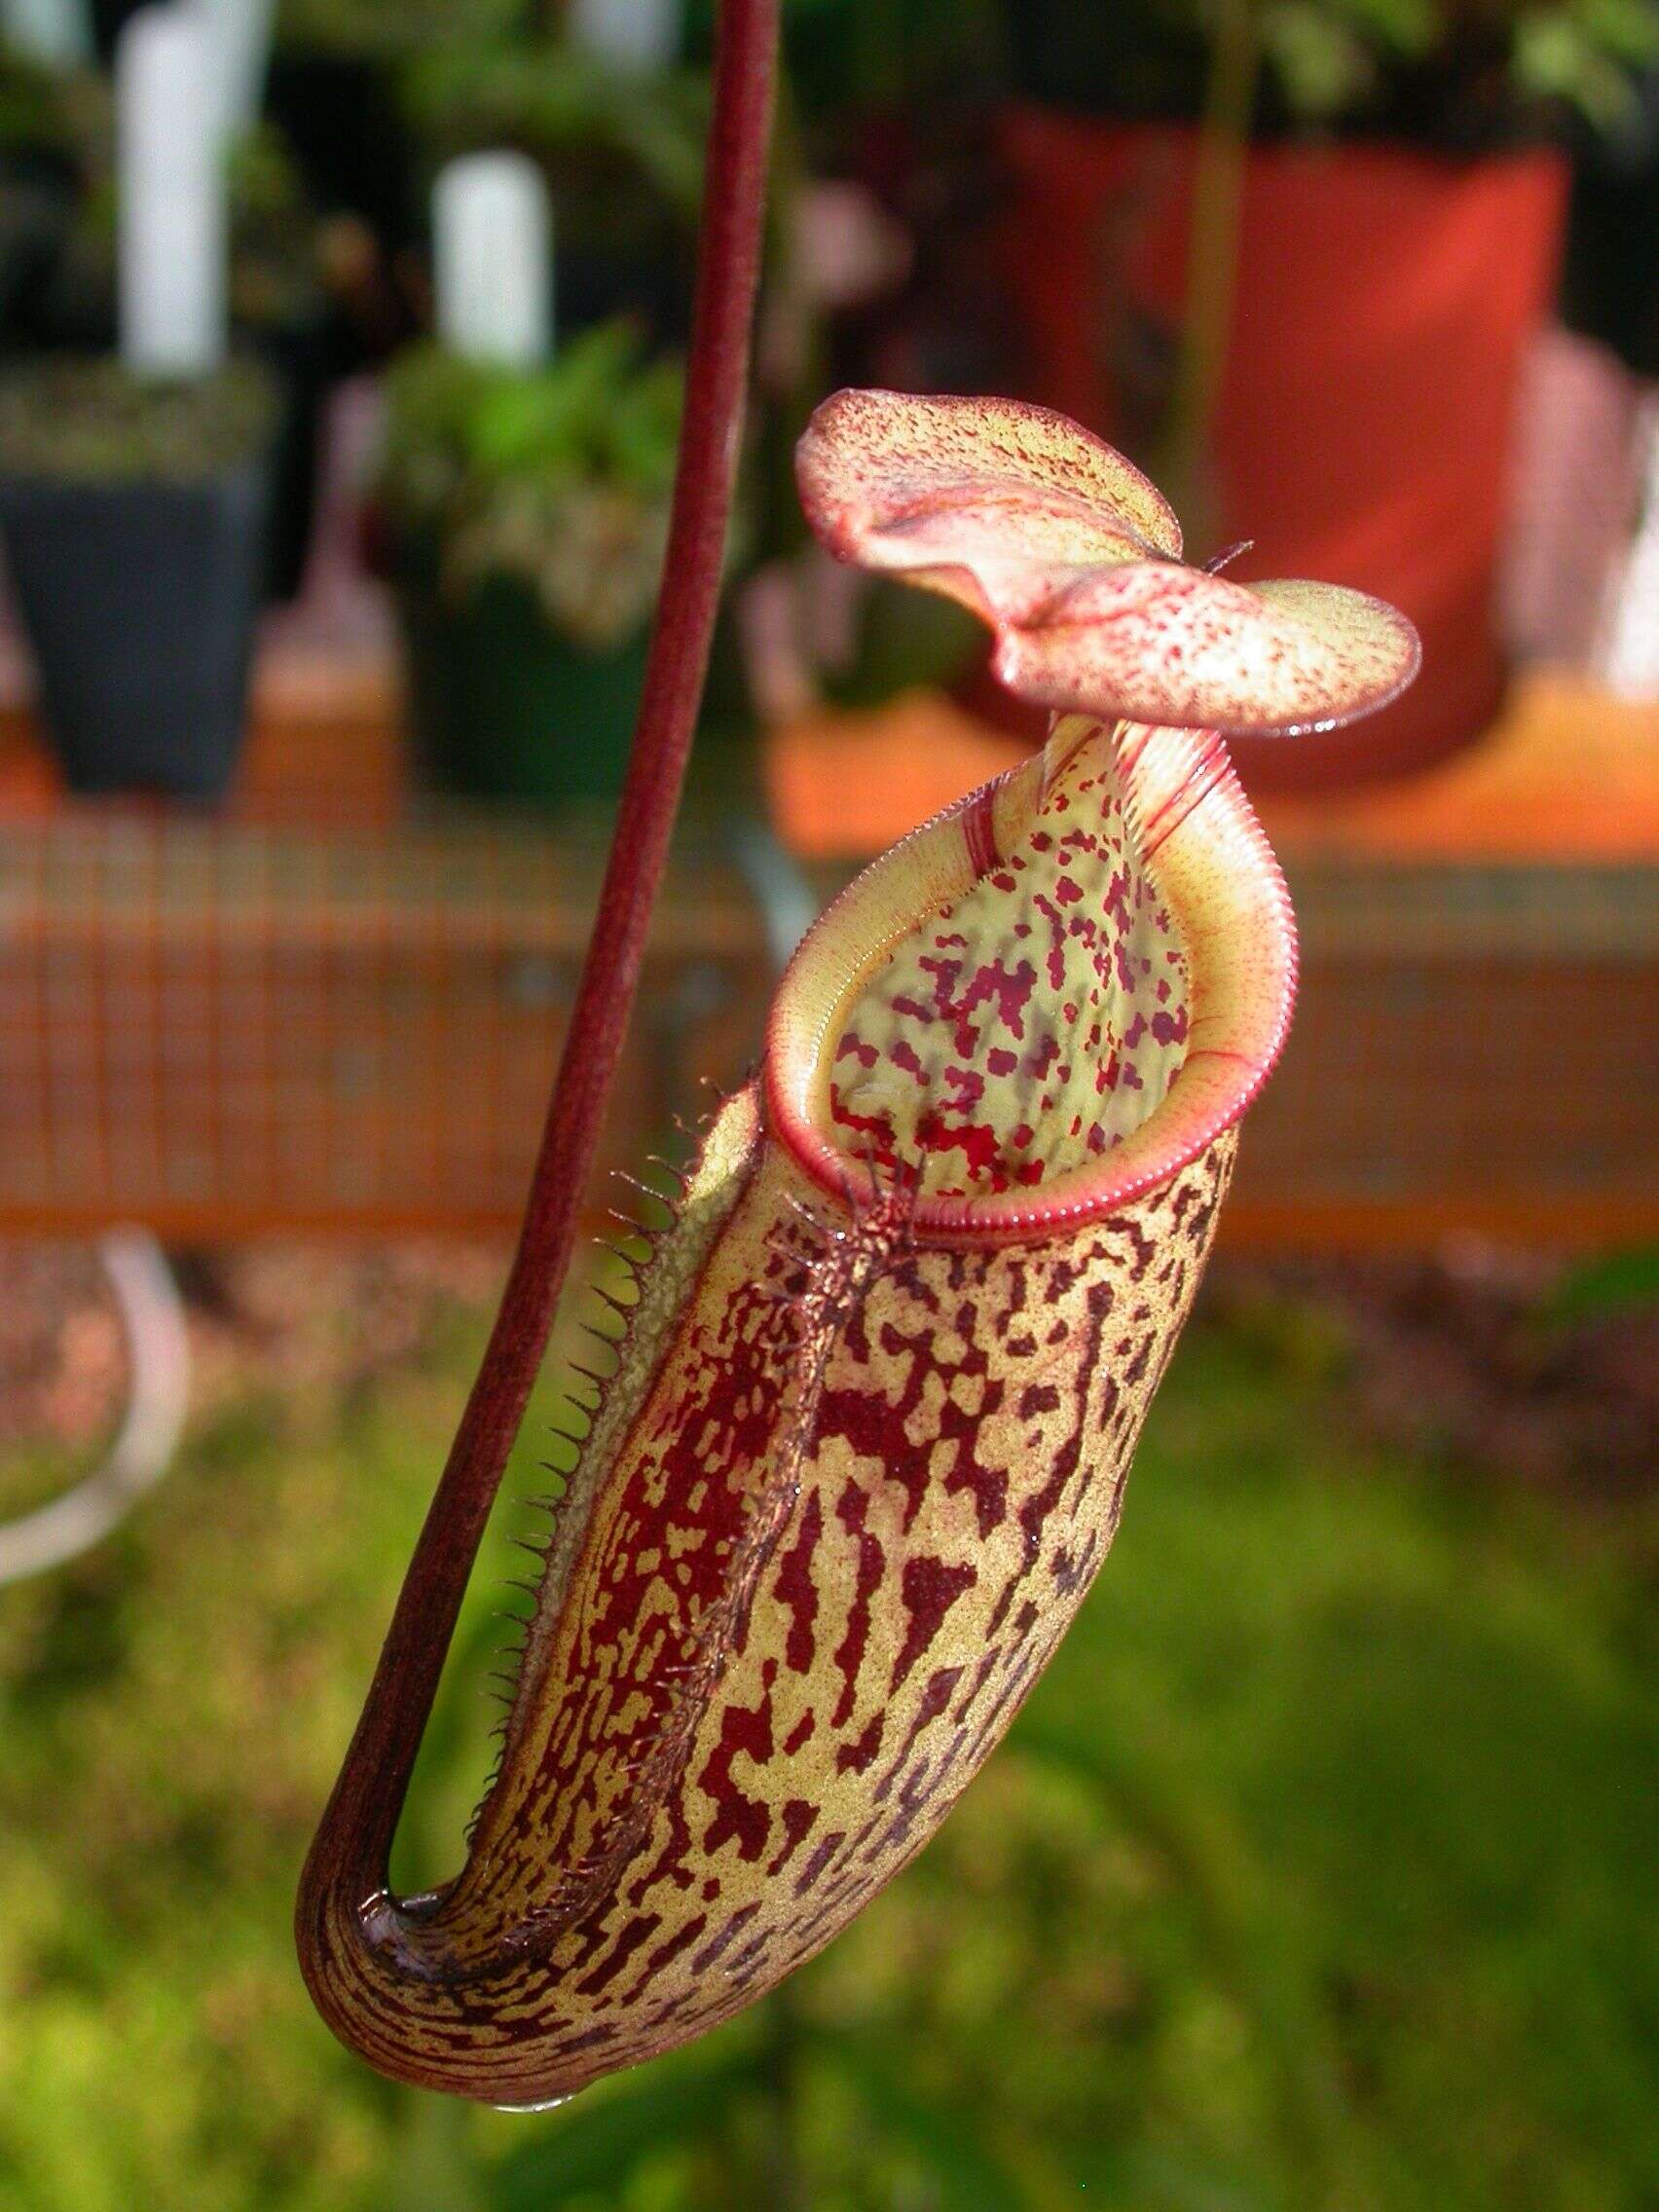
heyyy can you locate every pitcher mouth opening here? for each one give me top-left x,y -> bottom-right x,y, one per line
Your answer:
763,714 -> 1298,1245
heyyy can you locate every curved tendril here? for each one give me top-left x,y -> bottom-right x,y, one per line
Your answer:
297,0 -> 779,1972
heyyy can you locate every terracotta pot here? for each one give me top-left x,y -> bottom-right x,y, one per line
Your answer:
998,111 -> 1568,789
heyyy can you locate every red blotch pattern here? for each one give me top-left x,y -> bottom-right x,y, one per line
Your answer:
830,723 -> 1190,1197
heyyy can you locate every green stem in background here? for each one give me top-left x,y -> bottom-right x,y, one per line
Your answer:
1163,0 -> 1260,535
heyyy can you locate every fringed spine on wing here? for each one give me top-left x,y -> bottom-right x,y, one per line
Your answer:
297,1090 -> 779,2066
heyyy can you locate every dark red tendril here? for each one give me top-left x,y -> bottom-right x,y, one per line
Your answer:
298,0 -> 780,1939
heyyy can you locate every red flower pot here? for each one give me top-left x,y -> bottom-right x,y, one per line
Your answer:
998,110 -> 1568,789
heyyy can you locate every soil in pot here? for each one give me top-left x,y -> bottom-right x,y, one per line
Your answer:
396,560 -> 648,809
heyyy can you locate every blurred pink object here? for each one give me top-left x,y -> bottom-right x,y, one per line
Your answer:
1503,323 -> 1650,673
793,179 -> 910,312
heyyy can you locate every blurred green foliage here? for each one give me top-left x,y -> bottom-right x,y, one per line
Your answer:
1543,1247 -> 1659,1326
1,1276 -> 1653,2210
380,326 -> 683,645
685,0 -> 1009,123
700,0 -> 1658,136
0,54 -> 320,345
1246,0 -> 1659,131
382,326 -> 682,510
0,45 -> 82,157
402,42 -> 712,220
274,0 -> 530,63
988,0 -> 1656,137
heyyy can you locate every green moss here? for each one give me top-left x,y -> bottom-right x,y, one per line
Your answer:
0,358 -> 278,484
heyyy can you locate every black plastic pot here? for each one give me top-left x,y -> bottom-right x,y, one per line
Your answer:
0,459 -> 271,799
396,560 -> 647,809
19,289 -> 333,606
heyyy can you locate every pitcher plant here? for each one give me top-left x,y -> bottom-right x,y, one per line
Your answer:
297,0 -> 1419,2107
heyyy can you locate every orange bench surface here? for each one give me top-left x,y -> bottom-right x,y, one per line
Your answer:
763,671 -> 1659,866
